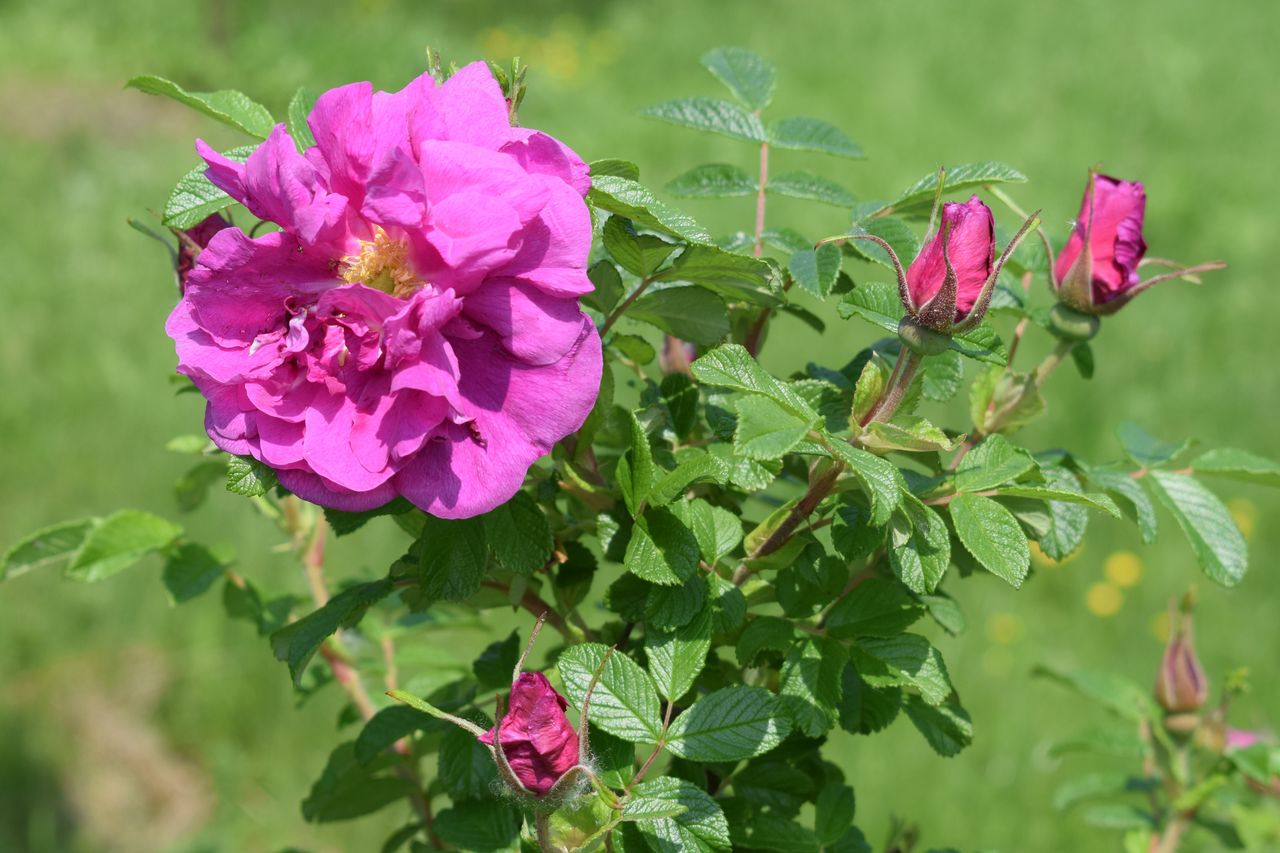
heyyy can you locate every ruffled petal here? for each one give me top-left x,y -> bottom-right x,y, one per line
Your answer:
463,278 -> 591,365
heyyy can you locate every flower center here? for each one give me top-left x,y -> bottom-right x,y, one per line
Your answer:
340,228 -> 421,298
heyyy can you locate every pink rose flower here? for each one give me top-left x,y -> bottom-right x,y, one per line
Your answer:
166,63 -> 602,518
478,672 -> 580,796
1053,173 -> 1147,308
905,195 -> 996,323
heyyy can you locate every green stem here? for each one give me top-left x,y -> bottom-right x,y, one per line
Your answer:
600,276 -> 654,336
1032,339 -> 1076,387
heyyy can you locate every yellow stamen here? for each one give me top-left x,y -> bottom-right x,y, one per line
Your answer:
341,227 -> 421,298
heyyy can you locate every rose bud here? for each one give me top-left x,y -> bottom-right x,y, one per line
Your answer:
1155,596 -> 1209,733
479,672 -> 581,796
173,212 -> 232,291
659,336 -> 697,375
1053,172 -> 1225,317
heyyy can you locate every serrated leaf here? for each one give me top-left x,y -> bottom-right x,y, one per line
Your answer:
653,244 -> 779,306
665,163 -> 757,199
355,705 -> 443,766
851,634 -> 952,706
647,455 -> 721,507
590,158 -> 641,181
837,282 -> 1007,364
1,518 -> 94,582
629,286 -> 729,345
480,491 -> 552,575
954,434 -> 1037,492
736,616 -> 796,667
286,86 -> 317,151
588,176 -> 712,243
905,695 -> 973,756
767,117 -> 863,159
825,577 -> 924,639
586,259 -> 624,314
226,456 -> 277,497
814,784 -> 856,845
734,395 -> 816,460
301,742 -> 415,824
163,145 -> 255,228
884,162 -> 1027,219
861,416 -> 962,454
270,578 -> 394,685
1118,422 -> 1192,468
640,97 -> 765,142
768,171 -> 856,207
611,333 -> 656,364
690,344 -> 818,420
1021,466 -> 1091,561
1145,471 -> 1247,587
646,572 -> 708,629
701,47 -> 776,110
559,643 -> 663,742
1086,467 -> 1158,544
472,629 -> 521,689
778,637 -> 847,737
920,350 -> 964,402
827,442 -> 903,525
1193,447 -> 1280,487
885,495 -> 950,594
646,608 -> 713,701
625,508 -> 700,586
415,516 -> 487,601
162,542 -> 231,603
665,686 -> 791,762
629,777 -> 731,852
433,799 -> 520,852
604,215 -> 680,277
788,243 -> 843,299
127,75 -> 275,138
438,724 -> 497,799
949,493 -> 1029,588
64,510 -> 182,582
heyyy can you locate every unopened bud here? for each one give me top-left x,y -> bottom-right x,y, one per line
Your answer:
1155,595 -> 1209,717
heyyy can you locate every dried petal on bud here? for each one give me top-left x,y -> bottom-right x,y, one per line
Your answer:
478,672 -> 580,796
1155,600 -> 1209,715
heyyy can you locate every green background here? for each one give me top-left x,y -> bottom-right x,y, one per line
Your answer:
1,0 -> 1276,849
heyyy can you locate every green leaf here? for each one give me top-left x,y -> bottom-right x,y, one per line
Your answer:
949,493 -> 1030,588
1193,447 -> 1280,487
737,813 -> 822,852
433,799 -> 520,852
701,47 -> 777,110
1086,467 -> 1159,544
629,777 -> 732,852
837,282 -> 1008,364
788,243 -> 843,299
905,695 -> 973,757
416,516 -> 488,601
588,176 -> 712,243
993,485 -> 1120,516
438,724 -> 497,799
590,158 -> 641,181
629,286 -> 729,345
734,395 -> 816,460
1080,805 -> 1156,831
690,344 -> 818,420
768,171 -> 856,207
603,216 -> 680,277
814,784 -> 857,845
850,634 -> 953,706
843,219 -> 919,272
646,608 -> 713,701
736,616 -> 797,667
920,350 -> 964,402
286,86 -> 317,151
1,518 -> 94,582
665,686 -> 791,761
954,434 -> 1036,492
270,578 -> 394,685
127,75 -> 275,138
355,704 -> 442,765
653,245 -> 779,306
473,629 -> 521,689
1145,471 -> 1247,587
64,510 -> 182,582
824,577 -> 924,639
558,643 -> 663,743
1033,664 -> 1158,722
162,542 -> 231,603
480,491 -> 552,575
226,456 -> 277,497
586,259 -> 625,314
1118,421 -> 1192,468
647,455 -> 720,507
831,503 -> 884,563
625,508 -> 700,586
163,145 -> 255,228
827,443 -> 903,525
590,729 -> 637,789
301,742 -> 415,823
646,573 -> 708,630
640,97 -> 766,142
885,496 -> 951,594
767,117 -> 864,159
1052,772 -> 1141,811
1020,466 -> 1091,561
665,163 -> 757,199
660,373 -> 700,439
921,591 -> 966,636
861,416 -> 962,455
885,162 -> 1027,218
323,498 -> 415,537
778,637 -> 847,737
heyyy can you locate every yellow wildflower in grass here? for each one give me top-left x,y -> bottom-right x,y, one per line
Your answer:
1104,551 -> 1143,588
1086,582 -> 1124,617
1228,497 -> 1258,540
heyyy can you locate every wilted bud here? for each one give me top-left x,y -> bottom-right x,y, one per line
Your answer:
479,672 -> 580,796
1155,596 -> 1209,719
174,213 -> 232,290
1053,173 -> 1147,314
906,196 -> 996,328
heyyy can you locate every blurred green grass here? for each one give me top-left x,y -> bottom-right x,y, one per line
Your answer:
1,0 -> 1277,850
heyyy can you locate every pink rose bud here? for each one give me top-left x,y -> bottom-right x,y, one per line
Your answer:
1226,728 -> 1263,751
1155,600 -> 1209,716
478,672 -> 580,796
1053,174 -> 1147,313
905,195 -> 996,327
175,213 -> 232,290
659,336 -> 697,375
